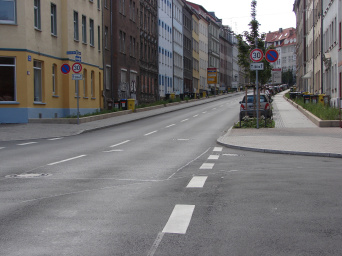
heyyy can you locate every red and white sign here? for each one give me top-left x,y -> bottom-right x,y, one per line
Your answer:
250,48 -> 264,62
72,62 -> 82,73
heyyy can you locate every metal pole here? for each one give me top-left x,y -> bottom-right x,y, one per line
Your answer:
255,38 -> 259,129
76,80 -> 80,125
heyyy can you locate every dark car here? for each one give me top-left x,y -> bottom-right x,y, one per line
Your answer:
239,94 -> 273,119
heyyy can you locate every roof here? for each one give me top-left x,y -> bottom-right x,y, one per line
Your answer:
265,28 -> 297,47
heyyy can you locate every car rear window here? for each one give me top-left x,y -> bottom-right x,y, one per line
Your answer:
242,95 -> 267,103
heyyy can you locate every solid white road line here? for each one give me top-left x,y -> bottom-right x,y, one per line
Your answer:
181,119 -> 189,122
147,232 -> 165,256
17,142 -> 37,146
110,140 -> 130,148
200,163 -> 215,169
208,155 -> 219,160
186,176 -> 208,188
47,155 -> 86,166
144,130 -> 158,136
162,204 -> 195,234
213,147 -> 223,152
177,139 -> 189,141
166,124 -> 176,128
47,137 -> 63,141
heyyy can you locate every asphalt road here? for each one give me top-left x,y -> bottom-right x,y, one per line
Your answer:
1,94 -> 342,256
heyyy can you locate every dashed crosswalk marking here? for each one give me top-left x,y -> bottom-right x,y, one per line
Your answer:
186,176 -> 208,188
208,155 -> 219,160
162,204 -> 195,234
213,147 -> 223,152
200,163 -> 215,169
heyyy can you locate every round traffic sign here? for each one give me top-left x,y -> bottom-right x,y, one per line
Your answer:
72,62 -> 82,73
265,49 -> 279,63
250,48 -> 264,62
61,64 -> 71,74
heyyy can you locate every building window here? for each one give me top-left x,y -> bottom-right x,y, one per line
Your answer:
83,69 -> 87,97
0,57 -> 16,101
97,0 -> 100,10
105,65 -> 111,90
104,0 -> 107,8
119,0 -> 125,15
82,15 -> 87,43
98,26 -> 101,51
104,26 -> 108,49
119,30 -> 126,53
34,0 -> 41,29
52,64 -> 57,95
34,60 -> 43,102
74,11 -> 79,41
50,3 -> 57,36
91,71 -> 94,97
89,19 -> 94,46
0,0 -> 16,24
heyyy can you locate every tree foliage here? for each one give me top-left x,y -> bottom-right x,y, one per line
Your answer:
236,0 -> 272,85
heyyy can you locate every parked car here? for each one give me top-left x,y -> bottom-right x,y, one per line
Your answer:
239,94 -> 273,120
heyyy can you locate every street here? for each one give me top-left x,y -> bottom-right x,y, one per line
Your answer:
1,94 -> 342,256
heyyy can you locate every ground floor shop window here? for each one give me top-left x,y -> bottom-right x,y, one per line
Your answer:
0,57 -> 16,101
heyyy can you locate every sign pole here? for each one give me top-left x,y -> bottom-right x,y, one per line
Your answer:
76,80 -> 80,125
255,38 -> 260,129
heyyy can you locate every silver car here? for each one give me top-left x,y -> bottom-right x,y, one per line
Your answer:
239,94 -> 273,119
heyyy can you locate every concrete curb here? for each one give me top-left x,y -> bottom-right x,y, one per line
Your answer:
217,138 -> 342,158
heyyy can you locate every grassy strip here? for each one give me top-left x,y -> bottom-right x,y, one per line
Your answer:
285,93 -> 340,120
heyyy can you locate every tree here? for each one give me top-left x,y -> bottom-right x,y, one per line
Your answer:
236,0 -> 272,85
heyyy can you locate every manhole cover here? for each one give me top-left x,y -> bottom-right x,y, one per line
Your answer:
6,173 -> 51,178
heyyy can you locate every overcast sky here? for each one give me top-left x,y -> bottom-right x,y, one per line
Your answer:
189,0 -> 296,35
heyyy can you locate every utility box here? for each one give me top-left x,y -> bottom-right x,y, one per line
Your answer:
318,94 -> 325,105
127,99 -> 135,111
170,93 -> 175,99
120,99 -> 127,110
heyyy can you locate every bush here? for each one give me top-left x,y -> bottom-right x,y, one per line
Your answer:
234,116 -> 275,128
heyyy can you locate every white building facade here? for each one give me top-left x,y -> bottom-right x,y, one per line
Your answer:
172,0 -> 184,96
158,0 -> 173,98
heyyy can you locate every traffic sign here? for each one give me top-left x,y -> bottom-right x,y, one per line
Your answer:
250,48 -> 264,62
67,51 -> 77,55
61,64 -> 71,74
250,63 -> 264,70
207,68 -> 218,84
75,56 -> 82,62
72,62 -> 82,73
72,74 -> 83,80
265,49 -> 279,63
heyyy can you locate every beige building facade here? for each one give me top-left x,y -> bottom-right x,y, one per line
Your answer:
0,0 -> 103,123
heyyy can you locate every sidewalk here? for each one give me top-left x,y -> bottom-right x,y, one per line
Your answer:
1,91 -> 341,158
217,90 -> 342,158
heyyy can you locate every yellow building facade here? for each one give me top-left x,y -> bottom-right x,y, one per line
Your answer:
0,0 -> 103,123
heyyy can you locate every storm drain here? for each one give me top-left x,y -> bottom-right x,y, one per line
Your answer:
6,173 -> 51,178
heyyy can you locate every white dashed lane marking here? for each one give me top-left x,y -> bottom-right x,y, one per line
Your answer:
47,155 -> 86,166
162,204 -> 195,234
17,142 -> 37,146
47,137 -> 63,141
0,147 -> 5,150
103,149 -> 124,153
144,131 -> 158,136
193,114 -> 199,117
181,119 -> 189,122
200,163 -> 215,169
186,176 -> 208,188
213,147 -> 223,152
166,124 -> 175,128
110,140 -> 130,147
208,155 -> 219,160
